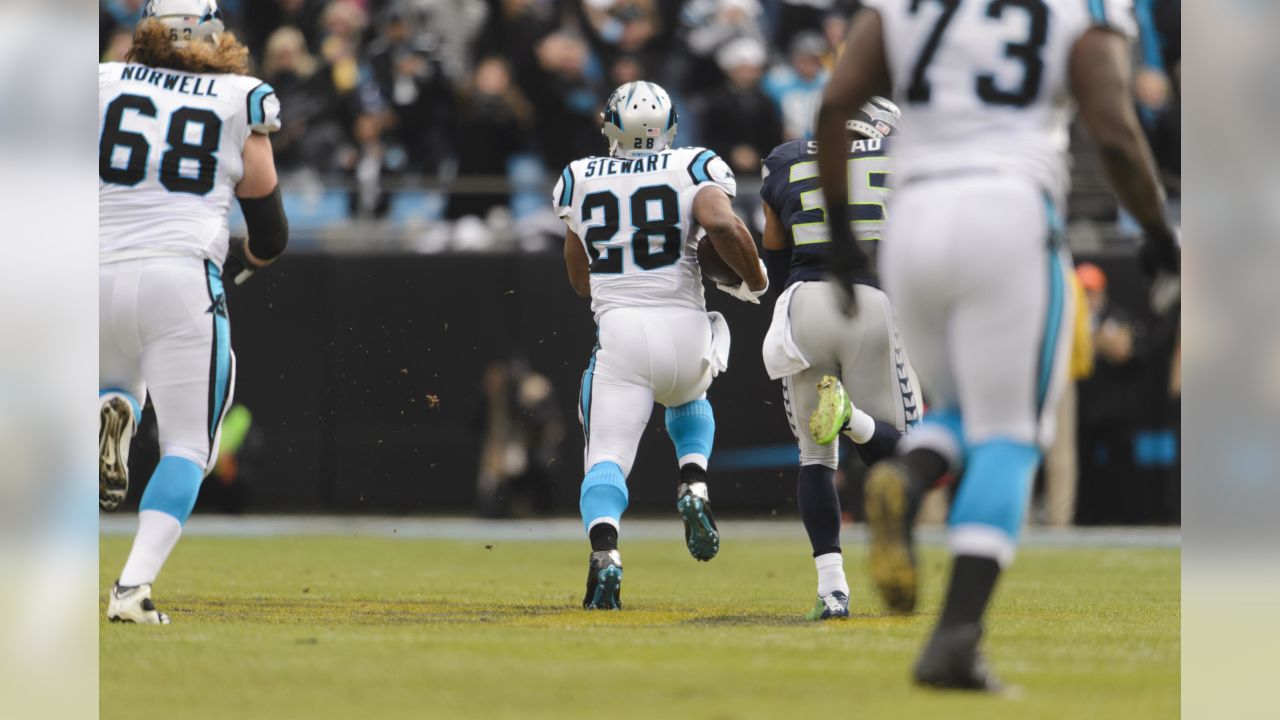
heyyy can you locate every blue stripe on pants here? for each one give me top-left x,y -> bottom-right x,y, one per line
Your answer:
205,261 -> 232,450
580,347 -> 597,446
1036,249 -> 1065,413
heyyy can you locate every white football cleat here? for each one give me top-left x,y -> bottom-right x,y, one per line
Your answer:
107,582 -> 170,625
99,394 -> 136,512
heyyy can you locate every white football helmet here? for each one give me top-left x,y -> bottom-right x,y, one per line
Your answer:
846,96 -> 902,140
143,0 -> 225,47
601,82 -> 678,158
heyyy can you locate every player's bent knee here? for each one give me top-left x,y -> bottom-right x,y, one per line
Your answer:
160,442 -> 212,473
138,455 -> 204,524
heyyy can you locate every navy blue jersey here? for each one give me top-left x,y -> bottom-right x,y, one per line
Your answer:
760,138 -> 892,289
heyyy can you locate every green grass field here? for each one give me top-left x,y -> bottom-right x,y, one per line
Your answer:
100,532 -> 1179,720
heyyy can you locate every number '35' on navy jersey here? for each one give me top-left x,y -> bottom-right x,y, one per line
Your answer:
759,138 -> 892,289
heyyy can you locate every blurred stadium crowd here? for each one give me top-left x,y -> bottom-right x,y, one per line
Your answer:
100,0 -> 1178,252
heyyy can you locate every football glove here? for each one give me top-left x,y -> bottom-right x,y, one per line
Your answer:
715,260 -> 769,304
826,226 -> 870,317
1139,224 -> 1181,316
223,235 -> 257,286
1139,224 -> 1180,276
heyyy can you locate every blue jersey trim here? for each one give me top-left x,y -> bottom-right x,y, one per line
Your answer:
1087,0 -> 1108,24
246,83 -> 275,126
559,166 -> 574,206
687,149 -> 715,184
1134,0 -> 1165,69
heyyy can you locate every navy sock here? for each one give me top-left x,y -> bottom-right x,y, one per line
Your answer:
589,523 -> 618,552
854,420 -> 902,467
902,446 -> 950,497
797,464 -> 841,557
937,555 -> 1001,628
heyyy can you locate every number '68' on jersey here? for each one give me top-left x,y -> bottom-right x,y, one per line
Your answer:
98,61 -> 281,266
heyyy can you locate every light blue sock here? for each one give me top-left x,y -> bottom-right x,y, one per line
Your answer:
948,440 -> 1041,562
580,461 -> 628,533
99,387 -> 142,421
138,456 -> 204,524
664,399 -> 715,468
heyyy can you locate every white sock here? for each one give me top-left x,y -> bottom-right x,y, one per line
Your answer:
118,510 -> 183,587
815,552 -> 849,598
678,453 -> 708,470
843,407 -> 876,444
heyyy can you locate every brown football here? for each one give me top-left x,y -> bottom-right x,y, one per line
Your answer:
696,238 -> 741,285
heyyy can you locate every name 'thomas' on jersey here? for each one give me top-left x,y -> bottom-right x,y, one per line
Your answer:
865,0 -> 1136,206
553,147 -> 737,319
761,138 -> 891,289
98,61 -> 281,265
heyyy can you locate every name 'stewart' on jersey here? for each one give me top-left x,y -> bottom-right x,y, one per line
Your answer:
581,154 -> 673,178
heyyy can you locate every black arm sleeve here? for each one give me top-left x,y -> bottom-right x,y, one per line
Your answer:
237,186 -> 289,263
762,247 -> 793,297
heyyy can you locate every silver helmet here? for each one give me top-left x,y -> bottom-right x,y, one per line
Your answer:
142,0 -> 225,47
601,81 -> 679,158
846,96 -> 902,140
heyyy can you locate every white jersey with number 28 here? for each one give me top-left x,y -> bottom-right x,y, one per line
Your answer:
98,61 -> 281,265
552,147 -> 736,321
864,0 -> 1135,205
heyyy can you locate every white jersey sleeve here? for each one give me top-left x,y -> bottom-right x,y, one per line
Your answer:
1083,0 -> 1137,38
552,163 -> 576,223
244,79 -> 282,134
685,147 -> 737,199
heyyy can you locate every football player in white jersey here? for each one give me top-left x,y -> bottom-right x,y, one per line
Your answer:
814,0 -> 1179,689
99,0 -> 288,624
552,81 -> 768,609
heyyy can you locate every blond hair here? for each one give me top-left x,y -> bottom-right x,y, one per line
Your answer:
263,26 -> 317,79
125,19 -> 250,76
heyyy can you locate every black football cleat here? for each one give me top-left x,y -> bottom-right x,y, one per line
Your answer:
676,479 -> 719,561
913,622 -> 1003,692
582,549 -> 623,610
864,458 -> 920,612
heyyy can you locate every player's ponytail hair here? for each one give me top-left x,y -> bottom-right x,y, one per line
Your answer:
125,19 -> 250,76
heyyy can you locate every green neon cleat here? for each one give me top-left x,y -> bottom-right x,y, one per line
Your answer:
809,375 -> 852,446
